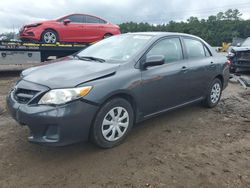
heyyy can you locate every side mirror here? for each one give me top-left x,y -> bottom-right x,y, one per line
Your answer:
237,43 -> 241,47
143,55 -> 165,69
63,19 -> 71,25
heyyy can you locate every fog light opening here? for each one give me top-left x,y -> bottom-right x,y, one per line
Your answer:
44,125 -> 59,141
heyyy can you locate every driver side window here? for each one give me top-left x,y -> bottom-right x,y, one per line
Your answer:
147,38 -> 183,63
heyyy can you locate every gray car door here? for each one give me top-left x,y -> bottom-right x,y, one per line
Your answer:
140,37 -> 189,116
182,37 -> 215,100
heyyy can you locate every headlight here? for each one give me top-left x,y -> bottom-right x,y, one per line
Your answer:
38,86 -> 92,105
227,52 -> 235,58
26,23 -> 42,28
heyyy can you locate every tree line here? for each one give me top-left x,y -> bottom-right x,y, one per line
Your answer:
1,9 -> 249,46
119,9 -> 250,46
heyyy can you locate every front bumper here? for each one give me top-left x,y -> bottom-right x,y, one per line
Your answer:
19,28 -> 41,41
7,91 -> 99,146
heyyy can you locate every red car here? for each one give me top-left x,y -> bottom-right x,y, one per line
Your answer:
19,14 -> 121,43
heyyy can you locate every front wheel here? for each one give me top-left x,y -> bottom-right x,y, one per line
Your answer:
90,98 -> 134,148
203,78 -> 222,108
41,29 -> 58,44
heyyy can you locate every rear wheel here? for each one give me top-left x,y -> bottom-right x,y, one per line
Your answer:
103,33 -> 113,39
41,29 -> 58,44
203,78 -> 222,108
230,67 -> 237,73
91,98 -> 134,148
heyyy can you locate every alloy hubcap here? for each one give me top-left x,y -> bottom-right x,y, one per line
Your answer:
210,83 -> 221,104
104,34 -> 111,39
44,32 -> 56,43
101,107 -> 129,141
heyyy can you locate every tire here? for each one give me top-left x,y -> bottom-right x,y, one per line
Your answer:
91,98 -> 134,148
103,33 -> 113,39
230,66 -> 237,73
41,29 -> 58,44
203,78 -> 222,108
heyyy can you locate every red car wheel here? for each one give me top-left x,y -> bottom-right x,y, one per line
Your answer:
41,29 -> 58,44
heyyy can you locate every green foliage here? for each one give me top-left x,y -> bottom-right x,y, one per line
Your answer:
119,9 -> 249,46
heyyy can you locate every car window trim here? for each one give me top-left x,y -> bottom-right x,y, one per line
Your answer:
181,36 -> 212,59
203,45 -> 212,57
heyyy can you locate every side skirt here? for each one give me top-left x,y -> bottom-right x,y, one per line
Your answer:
139,97 -> 204,121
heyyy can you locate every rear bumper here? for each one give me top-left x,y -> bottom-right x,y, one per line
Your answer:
222,65 -> 230,90
6,92 -> 99,146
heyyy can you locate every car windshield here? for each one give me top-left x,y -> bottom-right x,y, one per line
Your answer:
77,34 -> 153,63
241,37 -> 250,47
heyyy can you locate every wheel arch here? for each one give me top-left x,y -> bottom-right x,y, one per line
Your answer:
101,92 -> 137,117
88,91 -> 138,141
214,74 -> 224,88
103,33 -> 113,38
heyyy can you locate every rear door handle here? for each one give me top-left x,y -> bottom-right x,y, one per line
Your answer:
182,66 -> 188,72
210,62 -> 216,67
182,66 -> 188,70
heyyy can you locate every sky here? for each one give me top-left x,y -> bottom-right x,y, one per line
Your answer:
0,0 -> 250,33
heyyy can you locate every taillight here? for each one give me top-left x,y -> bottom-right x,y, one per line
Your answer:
226,59 -> 232,66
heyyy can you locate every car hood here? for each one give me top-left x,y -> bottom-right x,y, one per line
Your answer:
231,46 -> 250,52
24,20 -> 55,27
22,59 -> 119,88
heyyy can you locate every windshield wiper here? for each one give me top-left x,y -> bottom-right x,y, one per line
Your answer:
75,55 -> 105,63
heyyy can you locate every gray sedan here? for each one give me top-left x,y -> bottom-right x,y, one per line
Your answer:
7,32 -> 230,148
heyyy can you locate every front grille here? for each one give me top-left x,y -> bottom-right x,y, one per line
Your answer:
236,61 -> 250,67
238,51 -> 250,59
14,88 -> 40,104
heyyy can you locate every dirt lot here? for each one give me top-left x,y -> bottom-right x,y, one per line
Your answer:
0,74 -> 250,188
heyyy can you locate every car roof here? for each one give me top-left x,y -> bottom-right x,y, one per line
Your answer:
126,32 -> 212,47
57,13 -> 108,22
126,32 -> 201,39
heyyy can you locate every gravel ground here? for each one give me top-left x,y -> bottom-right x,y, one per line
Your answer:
0,74 -> 250,188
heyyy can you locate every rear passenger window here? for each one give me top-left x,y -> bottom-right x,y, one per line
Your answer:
184,38 -> 206,58
147,38 -> 183,63
85,16 -> 101,23
99,19 -> 107,24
